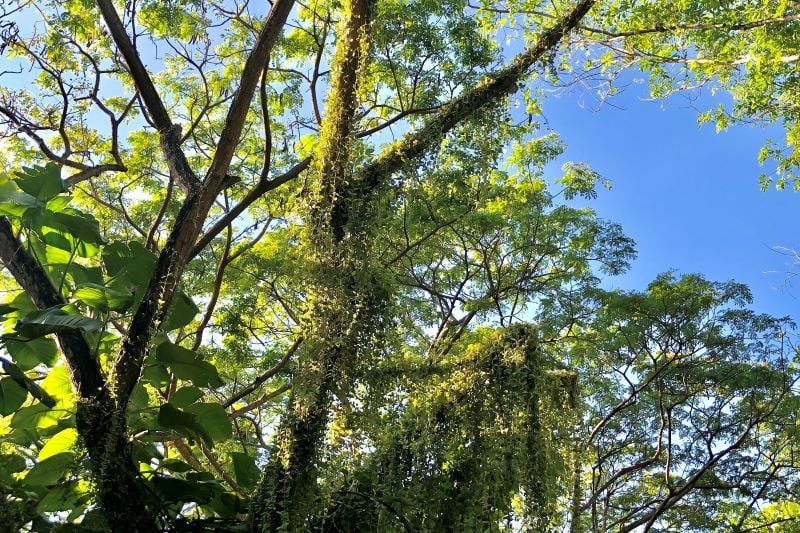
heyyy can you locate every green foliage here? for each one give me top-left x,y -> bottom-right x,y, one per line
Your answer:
0,2 -> 798,531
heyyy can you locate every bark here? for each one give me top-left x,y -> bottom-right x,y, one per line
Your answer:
97,0 -> 295,409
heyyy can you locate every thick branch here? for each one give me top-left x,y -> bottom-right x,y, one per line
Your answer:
0,217 -> 105,399
356,0 -> 595,190
203,0 -> 296,188
96,0 -> 199,192
111,0 -> 295,408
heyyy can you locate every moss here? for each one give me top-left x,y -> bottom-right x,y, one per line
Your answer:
76,397 -> 157,532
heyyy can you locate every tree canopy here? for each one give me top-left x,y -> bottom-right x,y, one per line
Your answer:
0,0 -> 798,531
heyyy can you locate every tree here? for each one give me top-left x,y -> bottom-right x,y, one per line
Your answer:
0,0 -> 797,531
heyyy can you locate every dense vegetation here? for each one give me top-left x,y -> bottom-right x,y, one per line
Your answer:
0,0 -> 798,531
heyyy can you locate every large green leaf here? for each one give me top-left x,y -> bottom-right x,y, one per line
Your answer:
4,337 -> 59,370
151,475 -> 214,504
231,452 -> 260,491
40,365 -> 74,403
36,482 -> 85,514
40,209 -> 105,245
102,241 -> 157,284
24,452 -> 74,487
10,403 -> 50,431
0,179 -> 37,216
186,402 -> 232,443
1,358 -> 56,408
157,402 -> 215,448
170,386 -> 204,408
0,376 -> 28,416
74,283 -> 133,313
163,291 -> 200,331
15,163 -> 64,202
155,342 -> 224,388
39,428 -> 79,461
15,306 -> 103,339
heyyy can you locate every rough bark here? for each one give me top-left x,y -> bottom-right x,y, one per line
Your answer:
97,0 -> 295,409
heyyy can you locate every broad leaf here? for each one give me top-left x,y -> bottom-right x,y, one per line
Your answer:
157,402 -> 215,448
163,291 -> 200,331
15,163 -> 64,202
155,342 -> 224,388
39,427 -> 78,461
186,402 -> 232,443
24,452 -> 74,487
74,283 -> 133,313
0,377 -> 28,416
231,452 -> 260,491
4,337 -> 58,370
15,306 -> 103,338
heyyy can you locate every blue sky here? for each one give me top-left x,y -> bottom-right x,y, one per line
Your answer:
542,79 -> 800,319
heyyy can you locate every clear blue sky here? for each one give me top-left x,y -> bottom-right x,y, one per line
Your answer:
541,79 -> 799,319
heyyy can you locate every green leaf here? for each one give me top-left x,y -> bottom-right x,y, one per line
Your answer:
46,194 -> 71,212
170,386 -> 204,408
74,283 -> 133,313
102,241 -> 156,284
0,181 -> 37,216
151,475 -> 214,504
1,358 -> 56,408
160,459 -> 194,473
157,402 -> 215,448
163,291 -> 199,331
15,306 -> 103,338
15,163 -> 64,202
40,209 -> 105,245
36,482 -> 83,513
231,452 -> 260,490
43,228 -> 100,258
40,365 -> 74,403
11,403 -> 50,430
24,452 -> 73,487
0,453 -> 26,477
0,376 -> 28,416
4,337 -> 59,370
39,427 -> 79,461
186,402 -> 232,443
155,342 -> 224,388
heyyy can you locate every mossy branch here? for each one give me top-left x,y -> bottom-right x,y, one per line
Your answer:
356,0 -> 596,191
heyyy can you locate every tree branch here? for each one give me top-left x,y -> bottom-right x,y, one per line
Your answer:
96,0 -> 200,192
110,0 -> 296,409
355,0 -> 596,191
